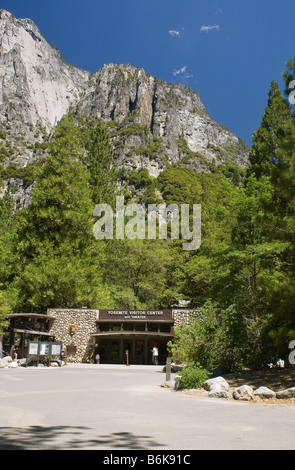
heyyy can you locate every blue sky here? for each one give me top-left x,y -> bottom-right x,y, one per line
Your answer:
1,0 -> 295,145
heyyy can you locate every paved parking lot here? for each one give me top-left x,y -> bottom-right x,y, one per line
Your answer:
0,363 -> 295,450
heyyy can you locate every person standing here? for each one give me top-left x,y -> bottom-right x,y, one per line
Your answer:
94,344 -> 101,364
152,345 -> 159,365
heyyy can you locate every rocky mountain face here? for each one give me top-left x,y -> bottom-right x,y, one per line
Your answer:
0,9 -> 249,205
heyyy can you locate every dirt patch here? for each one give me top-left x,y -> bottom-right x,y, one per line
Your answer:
222,367 -> 295,392
181,367 -> 295,406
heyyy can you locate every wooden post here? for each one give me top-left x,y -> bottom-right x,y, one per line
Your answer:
166,357 -> 172,382
126,349 -> 129,366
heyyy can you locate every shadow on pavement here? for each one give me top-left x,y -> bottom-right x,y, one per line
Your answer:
0,426 -> 164,450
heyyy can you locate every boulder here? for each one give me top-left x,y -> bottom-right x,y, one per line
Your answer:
172,376 -> 183,391
254,386 -> 276,399
172,365 -> 184,373
2,355 -> 13,363
203,376 -> 230,392
233,385 -> 254,401
0,356 -> 13,367
276,387 -> 295,400
18,358 -> 27,366
8,361 -> 19,368
203,377 -> 231,399
208,386 -> 232,399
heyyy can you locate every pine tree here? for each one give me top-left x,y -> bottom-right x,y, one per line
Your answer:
0,187 -> 17,330
83,118 -> 117,205
282,54 -> 295,110
249,81 -> 292,180
14,117 -> 111,311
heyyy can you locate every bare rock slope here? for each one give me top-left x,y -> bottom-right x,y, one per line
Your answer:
0,9 -> 248,186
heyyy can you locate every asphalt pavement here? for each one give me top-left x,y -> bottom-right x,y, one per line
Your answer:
0,363 -> 294,451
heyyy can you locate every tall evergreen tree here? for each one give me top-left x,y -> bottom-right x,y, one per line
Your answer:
14,116 -> 111,311
82,117 -> 117,205
282,54 -> 295,109
249,81 -> 291,180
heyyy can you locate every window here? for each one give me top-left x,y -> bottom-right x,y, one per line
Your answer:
111,324 -> 121,332
99,323 -> 110,332
4,331 -> 11,347
148,324 -> 158,332
160,324 -> 171,333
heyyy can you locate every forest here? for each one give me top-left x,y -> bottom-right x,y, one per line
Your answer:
0,56 -> 294,372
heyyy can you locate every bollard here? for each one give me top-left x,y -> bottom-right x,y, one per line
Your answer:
166,357 -> 172,382
126,349 -> 129,366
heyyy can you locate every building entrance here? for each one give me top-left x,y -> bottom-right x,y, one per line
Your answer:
92,309 -> 174,365
96,337 -> 171,365
99,340 -> 120,364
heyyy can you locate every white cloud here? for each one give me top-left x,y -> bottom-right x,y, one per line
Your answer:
173,66 -> 193,79
173,66 -> 187,76
200,25 -> 220,33
169,30 -> 181,38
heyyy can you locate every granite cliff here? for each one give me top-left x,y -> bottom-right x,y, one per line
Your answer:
0,9 -> 249,205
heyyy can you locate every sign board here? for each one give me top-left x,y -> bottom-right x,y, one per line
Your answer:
26,341 -> 63,367
40,343 -> 50,356
99,310 -> 173,322
28,342 -> 39,355
51,343 -> 62,356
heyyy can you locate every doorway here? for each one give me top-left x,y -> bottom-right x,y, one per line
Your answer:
100,340 -> 120,363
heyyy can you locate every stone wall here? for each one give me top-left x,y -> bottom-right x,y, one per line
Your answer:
48,309 -> 99,363
173,309 -> 203,327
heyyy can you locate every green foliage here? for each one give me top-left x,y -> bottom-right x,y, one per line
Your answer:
0,189 -> 18,332
0,291 -> 10,335
82,116 -> 117,205
127,168 -> 162,205
218,305 -> 247,371
175,364 -> 211,390
249,81 -> 292,180
0,58 -> 294,372
169,302 -> 221,369
7,114 -> 115,312
102,239 -> 184,309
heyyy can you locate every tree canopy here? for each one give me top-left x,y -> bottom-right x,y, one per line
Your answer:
0,58 -> 295,370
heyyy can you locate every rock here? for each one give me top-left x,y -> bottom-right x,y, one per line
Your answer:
18,358 -> 27,366
8,361 -> 19,368
276,387 -> 295,400
203,376 -> 230,392
161,381 -> 173,389
0,356 -> 13,367
0,9 -> 249,207
233,385 -> 255,401
203,377 -> 231,399
172,376 -> 182,391
172,365 -> 184,373
208,386 -> 232,399
254,386 -> 276,399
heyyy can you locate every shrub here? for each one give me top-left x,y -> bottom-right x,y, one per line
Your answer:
175,363 -> 211,390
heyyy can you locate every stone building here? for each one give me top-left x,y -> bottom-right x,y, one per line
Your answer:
1,308 -> 202,365
48,308 -> 203,364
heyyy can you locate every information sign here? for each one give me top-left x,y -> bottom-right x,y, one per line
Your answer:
26,341 -> 63,367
